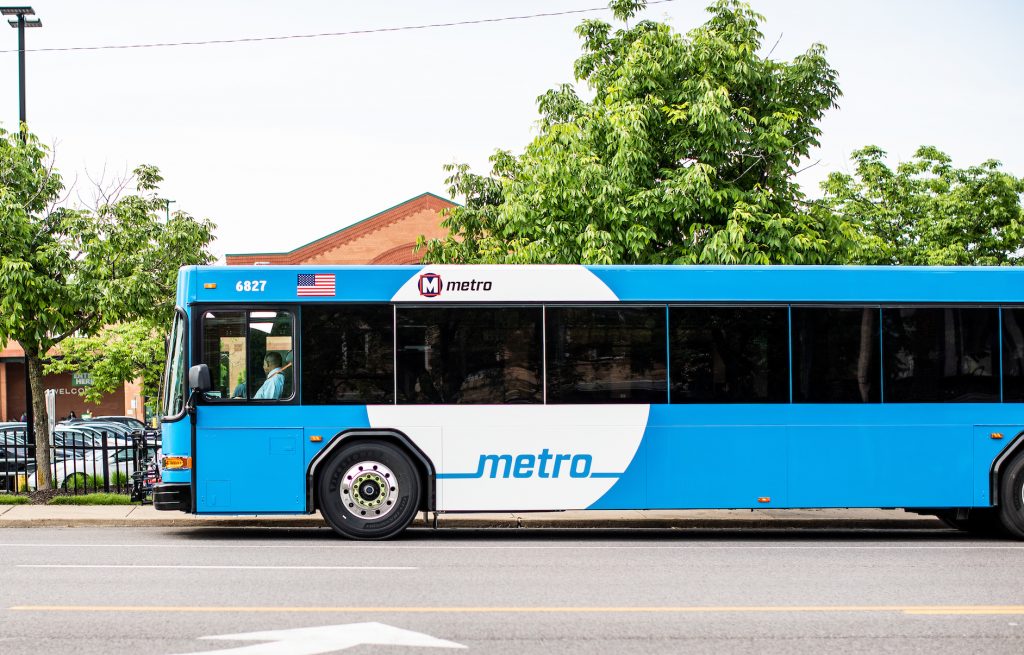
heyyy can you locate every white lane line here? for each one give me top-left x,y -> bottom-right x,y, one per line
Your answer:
1,543 -> 1023,551
17,564 -> 415,571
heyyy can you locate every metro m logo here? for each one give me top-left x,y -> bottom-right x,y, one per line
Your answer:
418,273 -> 442,297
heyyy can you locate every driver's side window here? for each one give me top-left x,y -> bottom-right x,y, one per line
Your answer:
200,309 -> 294,401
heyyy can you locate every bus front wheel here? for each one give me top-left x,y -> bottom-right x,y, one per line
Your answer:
318,441 -> 421,540
998,451 -> 1024,540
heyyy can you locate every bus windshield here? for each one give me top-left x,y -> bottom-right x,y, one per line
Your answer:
163,311 -> 187,418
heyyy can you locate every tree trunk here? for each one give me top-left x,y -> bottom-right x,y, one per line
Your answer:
25,349 -> 53,491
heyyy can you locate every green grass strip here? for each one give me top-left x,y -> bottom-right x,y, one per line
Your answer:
47,493 -> 133,506
0,495 -> 29,505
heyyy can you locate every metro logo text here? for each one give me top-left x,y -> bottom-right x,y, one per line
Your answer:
476,450 -> 593,479
446,279 -> 493,292
417,272 -> 494,297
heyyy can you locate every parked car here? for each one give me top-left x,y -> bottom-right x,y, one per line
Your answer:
0,426 -> 30,460
91,416 -> 146,431
53,422 -> 133,449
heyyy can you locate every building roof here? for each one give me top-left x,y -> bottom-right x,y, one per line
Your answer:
1,342 -> 24,359
225,192 -> 456,266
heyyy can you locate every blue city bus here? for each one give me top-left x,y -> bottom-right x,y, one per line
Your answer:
154,264 -> 1024,540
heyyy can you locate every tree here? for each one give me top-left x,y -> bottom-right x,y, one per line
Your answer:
422,0 -> 861,265
44,319 -> 168,414
0,127 -> 215,489
818,145 -> 1024,265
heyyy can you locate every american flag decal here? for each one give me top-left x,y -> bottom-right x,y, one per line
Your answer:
297,273 -> 336,297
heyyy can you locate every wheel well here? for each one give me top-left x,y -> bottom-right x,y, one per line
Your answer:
307,429 -> 435,514
991,430 -> 1024,506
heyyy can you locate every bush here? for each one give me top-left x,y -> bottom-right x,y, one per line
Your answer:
61,471 -> 130,492
47,493 -> 132,506
62,472 -> 91,491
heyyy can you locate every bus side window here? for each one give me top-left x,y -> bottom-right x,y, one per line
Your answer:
248,311 -> 294,401
396,306 -> 543,405
546,306 -> 667,404
882,306 -> 998,403
201,311 -> 247,400
303,305 -> 394,405
669,306 -> 788,404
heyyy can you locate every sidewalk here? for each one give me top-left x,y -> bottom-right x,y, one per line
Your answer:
0,504 -> 945,530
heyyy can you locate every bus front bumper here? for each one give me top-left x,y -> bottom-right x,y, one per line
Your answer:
152,483 -> 191,512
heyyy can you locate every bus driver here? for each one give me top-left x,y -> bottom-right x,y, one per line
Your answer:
254,352 -> 286,399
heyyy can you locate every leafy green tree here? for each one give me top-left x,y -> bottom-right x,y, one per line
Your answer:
819,145 -> 1024,265
422,0 -> 860,265
44,319 -> 167,414
0,128 -> 215,489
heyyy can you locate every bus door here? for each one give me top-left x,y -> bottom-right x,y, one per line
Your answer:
194,308 -> 304,513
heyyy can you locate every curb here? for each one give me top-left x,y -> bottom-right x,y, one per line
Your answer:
0,515 -> 947,531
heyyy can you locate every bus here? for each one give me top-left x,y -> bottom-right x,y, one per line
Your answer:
154,264 -> 1024,540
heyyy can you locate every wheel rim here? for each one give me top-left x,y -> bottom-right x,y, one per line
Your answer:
341,461 -> 399,519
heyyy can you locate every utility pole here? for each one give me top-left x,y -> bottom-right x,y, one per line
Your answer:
3,6 -> 42,135
2,6 -> 41,447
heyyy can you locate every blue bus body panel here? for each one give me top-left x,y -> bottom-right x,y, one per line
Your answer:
192,406 -> 370,514
591,405 -> 1024,510
589,266 -> 1024,303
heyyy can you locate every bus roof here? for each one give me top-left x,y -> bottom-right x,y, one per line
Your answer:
177,264 -> 1024,306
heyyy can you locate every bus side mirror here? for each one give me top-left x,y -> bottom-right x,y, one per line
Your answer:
189,364 -> 212,393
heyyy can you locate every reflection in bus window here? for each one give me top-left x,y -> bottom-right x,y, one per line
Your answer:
303,305 -> 394,404
793,307 -> 880,403
670,306 -> 789,403
546,306 -> 667,404
397,306 -> 542,404
883,307 -> 998,403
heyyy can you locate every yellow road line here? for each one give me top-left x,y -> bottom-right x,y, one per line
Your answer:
10,605 -> 1024,615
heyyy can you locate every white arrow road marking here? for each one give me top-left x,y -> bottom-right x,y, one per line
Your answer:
17,564 -> 414,571
172,622 -> 465,655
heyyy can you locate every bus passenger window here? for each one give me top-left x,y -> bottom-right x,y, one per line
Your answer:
882,307 -> 998,403
792,307 -> 880,403
669,306 -> 788,403
1003,308 -> 1024,402
546,306 -> 667,404
396,306 -> 543,404
303,305 -> 394,404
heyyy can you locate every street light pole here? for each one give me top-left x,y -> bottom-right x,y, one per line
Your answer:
2,6 -> 41,449
3,6 -> 42,134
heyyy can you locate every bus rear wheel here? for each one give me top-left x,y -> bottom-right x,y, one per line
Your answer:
998,451 -> 1024,540
318,441 -> 421,540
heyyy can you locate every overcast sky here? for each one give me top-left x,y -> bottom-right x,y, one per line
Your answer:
2,0 -> 1021,261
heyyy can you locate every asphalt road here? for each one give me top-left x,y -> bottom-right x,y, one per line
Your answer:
1,526 -> 1023,654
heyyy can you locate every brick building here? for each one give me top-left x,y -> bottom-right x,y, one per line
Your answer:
225,192 -> 455,266
0,342 -> 143,423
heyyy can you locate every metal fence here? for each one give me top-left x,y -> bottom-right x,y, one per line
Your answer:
0,424 -> 161,496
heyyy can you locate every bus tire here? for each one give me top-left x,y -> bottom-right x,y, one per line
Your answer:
317,441 -> 421,540
998,451 -> 1024,540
